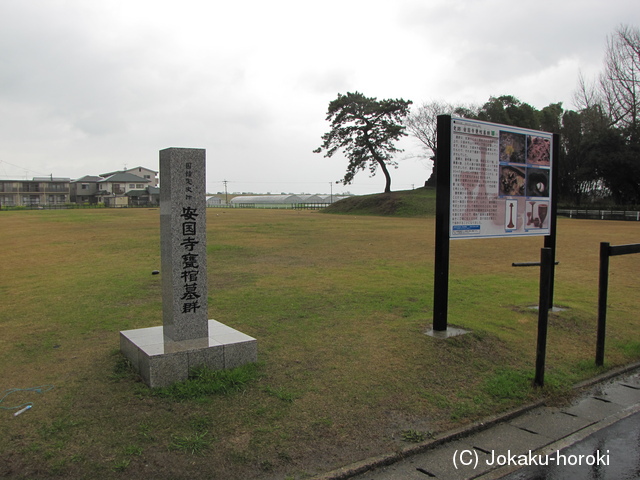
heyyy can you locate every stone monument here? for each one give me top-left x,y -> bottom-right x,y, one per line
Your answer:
120,148 -> 257,388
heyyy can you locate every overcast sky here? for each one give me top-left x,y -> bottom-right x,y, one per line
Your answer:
0,1 -> 636,195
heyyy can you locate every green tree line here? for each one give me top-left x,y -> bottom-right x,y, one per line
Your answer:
316,25 -> 639,206
407,24 -> 640,206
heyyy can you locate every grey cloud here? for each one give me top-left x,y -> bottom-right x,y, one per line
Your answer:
297,68 -> 353,95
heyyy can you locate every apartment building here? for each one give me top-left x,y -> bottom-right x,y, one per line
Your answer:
0,177 -> 71,207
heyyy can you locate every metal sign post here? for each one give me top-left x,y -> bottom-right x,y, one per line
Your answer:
432,115 -> 452,331
431,116 -> 557,334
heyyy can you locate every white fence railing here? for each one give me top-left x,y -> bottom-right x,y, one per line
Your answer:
207,203 -> 331,210
558,209 -> 640,221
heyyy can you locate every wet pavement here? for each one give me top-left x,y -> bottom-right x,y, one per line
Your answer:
495,410 -> 640,479
316,365 -> 640,480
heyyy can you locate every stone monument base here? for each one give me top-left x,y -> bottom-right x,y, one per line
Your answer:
120,320 -> 257,388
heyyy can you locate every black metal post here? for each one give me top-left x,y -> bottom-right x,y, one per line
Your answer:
543,133 -> 560,310
535,247 -> 553,387
596,242 -> 610,366
433,115 -> 452,331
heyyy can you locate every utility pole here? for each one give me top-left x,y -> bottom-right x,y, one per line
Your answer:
330,182 -> 333,203
223,180 -> 229,204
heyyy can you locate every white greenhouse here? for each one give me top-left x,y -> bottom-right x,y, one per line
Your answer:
206,196 -> 223,206
296,194 -> 324,203
229,195 -> 302,206
208,194 -> 347,209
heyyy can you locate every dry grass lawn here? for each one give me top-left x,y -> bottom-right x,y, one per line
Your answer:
0,208 -> 638,479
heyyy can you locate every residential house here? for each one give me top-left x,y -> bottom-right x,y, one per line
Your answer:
0,177 -> 71,207
70,167 -> 159,206
100,166 -> 158,187
96,172 -> 151,207
127,186 -> 159,206
70,175 -> 103,204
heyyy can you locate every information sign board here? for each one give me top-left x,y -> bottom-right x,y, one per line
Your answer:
449,117 -> 553,239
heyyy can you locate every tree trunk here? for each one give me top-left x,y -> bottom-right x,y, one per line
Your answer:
378,159 -> 392,193
425,157 -> 437,187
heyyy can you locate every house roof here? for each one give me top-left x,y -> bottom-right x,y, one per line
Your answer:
72,175 -> 104,183
125,186 -> 160,196
129,166 -> 158,174
33,177 -> 71,182
100,166 -> 158,177
100,172 -> 150,183
1,178 -> 72,183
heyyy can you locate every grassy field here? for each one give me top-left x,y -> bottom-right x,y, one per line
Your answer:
0,206 -> 639,479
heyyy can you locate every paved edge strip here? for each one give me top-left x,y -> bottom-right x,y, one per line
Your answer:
309,361 -> 640,480
473,402 -> 640,480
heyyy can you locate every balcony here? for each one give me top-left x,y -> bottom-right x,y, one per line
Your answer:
45,184 -> 69,192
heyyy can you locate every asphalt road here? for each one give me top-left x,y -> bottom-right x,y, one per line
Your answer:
497,410 -> 640,480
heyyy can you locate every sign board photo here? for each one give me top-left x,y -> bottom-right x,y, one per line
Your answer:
449,117 -> 553,239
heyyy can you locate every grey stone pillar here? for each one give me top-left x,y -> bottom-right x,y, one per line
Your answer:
160,148 -> 208,342
119,148 -> 257,388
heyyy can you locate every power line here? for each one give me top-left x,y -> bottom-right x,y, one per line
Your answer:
0,159 -> 50,179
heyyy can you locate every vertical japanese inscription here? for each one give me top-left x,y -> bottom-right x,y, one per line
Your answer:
160,148 -> 208,342
180,203 -> 201,314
